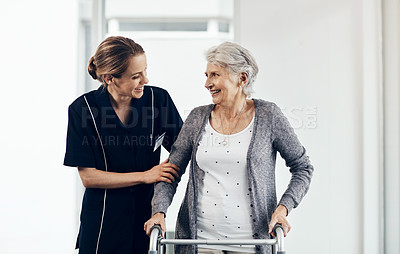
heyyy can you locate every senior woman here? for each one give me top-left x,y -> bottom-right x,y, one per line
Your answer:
144,42 -> 313,254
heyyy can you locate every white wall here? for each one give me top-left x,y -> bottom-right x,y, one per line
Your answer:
0,1 -> 78,253
106,0 -> 233,19
235,0 -> 383,253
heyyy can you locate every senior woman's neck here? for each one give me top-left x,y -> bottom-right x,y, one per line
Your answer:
216,97 -> 248,119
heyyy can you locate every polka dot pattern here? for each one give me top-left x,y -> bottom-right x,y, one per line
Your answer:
196,116 -> 256,253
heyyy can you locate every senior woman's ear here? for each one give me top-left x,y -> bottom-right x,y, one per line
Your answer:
240,72 -> 249,87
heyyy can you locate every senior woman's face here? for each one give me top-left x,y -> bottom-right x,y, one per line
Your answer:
204,63 -> 241,105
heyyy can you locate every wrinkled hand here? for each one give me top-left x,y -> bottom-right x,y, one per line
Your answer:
268,205 -> 291,237
143,158 -> 179,184
144,212 -> 166,236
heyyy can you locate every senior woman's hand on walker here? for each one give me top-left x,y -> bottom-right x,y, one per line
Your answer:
268,205 -> 291,237
144,212 -> 166,236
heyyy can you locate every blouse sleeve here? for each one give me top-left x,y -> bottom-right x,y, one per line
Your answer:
272,104 -> 314,214
63,103 -> 97,168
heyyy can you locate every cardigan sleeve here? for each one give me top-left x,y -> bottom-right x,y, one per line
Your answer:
151,107 -> 201,215
271,104 -> 314,214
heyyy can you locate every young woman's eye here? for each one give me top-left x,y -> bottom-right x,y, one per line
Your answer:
132,75 -> 140,80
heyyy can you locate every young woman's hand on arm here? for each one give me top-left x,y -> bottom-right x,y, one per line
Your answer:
78,158 -> 179,189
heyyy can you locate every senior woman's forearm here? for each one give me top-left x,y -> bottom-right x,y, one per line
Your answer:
151,142 -> 190,214
272,104 -> 314,212
151,108 -> 201,214
278,148 -> 313,212
152,181 -> 178,214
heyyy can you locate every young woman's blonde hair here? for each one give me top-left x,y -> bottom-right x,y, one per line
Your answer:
88,36 -> 145,86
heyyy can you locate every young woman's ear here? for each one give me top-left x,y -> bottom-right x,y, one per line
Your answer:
103,74 -> 114,86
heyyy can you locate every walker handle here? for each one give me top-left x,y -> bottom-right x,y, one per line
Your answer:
148,225 -> 163,254
273,224 -> 286,254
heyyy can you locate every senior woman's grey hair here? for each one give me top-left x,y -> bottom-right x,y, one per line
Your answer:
206,41 -> 259,97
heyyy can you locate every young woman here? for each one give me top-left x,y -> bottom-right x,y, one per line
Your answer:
64,36 -> 182,254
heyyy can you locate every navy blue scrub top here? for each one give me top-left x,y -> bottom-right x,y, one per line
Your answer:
64,86 -> 183,254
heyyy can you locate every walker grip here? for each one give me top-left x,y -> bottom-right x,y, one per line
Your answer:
272,224 -> 286,254
273,224 -> 284,235
148,224 -> 163,254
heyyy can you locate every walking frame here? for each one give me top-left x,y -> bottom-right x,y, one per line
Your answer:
148,224 -> 286,254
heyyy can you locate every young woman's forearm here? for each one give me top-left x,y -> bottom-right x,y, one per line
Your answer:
78,167 -> 145,189
77,160 -> 179,189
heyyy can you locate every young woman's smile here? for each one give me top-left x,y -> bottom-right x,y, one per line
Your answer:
108,53 -> 149,99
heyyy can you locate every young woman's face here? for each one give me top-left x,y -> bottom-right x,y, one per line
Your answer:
110,53 -> 149,99
204,63 -> 241,105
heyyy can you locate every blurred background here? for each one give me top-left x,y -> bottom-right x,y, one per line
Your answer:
0,0 -> 398,253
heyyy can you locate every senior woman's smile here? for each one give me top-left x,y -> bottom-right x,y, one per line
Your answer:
205,63 -> 243,105
209,89 -> 221,95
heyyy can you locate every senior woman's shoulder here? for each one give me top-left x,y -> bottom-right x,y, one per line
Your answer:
192,104 -> 214,112
180,104 -> 214,125
188,104 -> 214,117
253,98 -> 281,111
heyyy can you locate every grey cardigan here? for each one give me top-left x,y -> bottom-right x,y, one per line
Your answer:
152,99 -> 313,254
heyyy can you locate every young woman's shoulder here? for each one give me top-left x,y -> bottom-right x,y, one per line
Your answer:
145,85 -> 174,103
68,87 -> 103,113
145,85 -> 169,97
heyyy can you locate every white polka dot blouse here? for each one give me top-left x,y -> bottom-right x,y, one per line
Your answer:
196,116 -> 256,253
